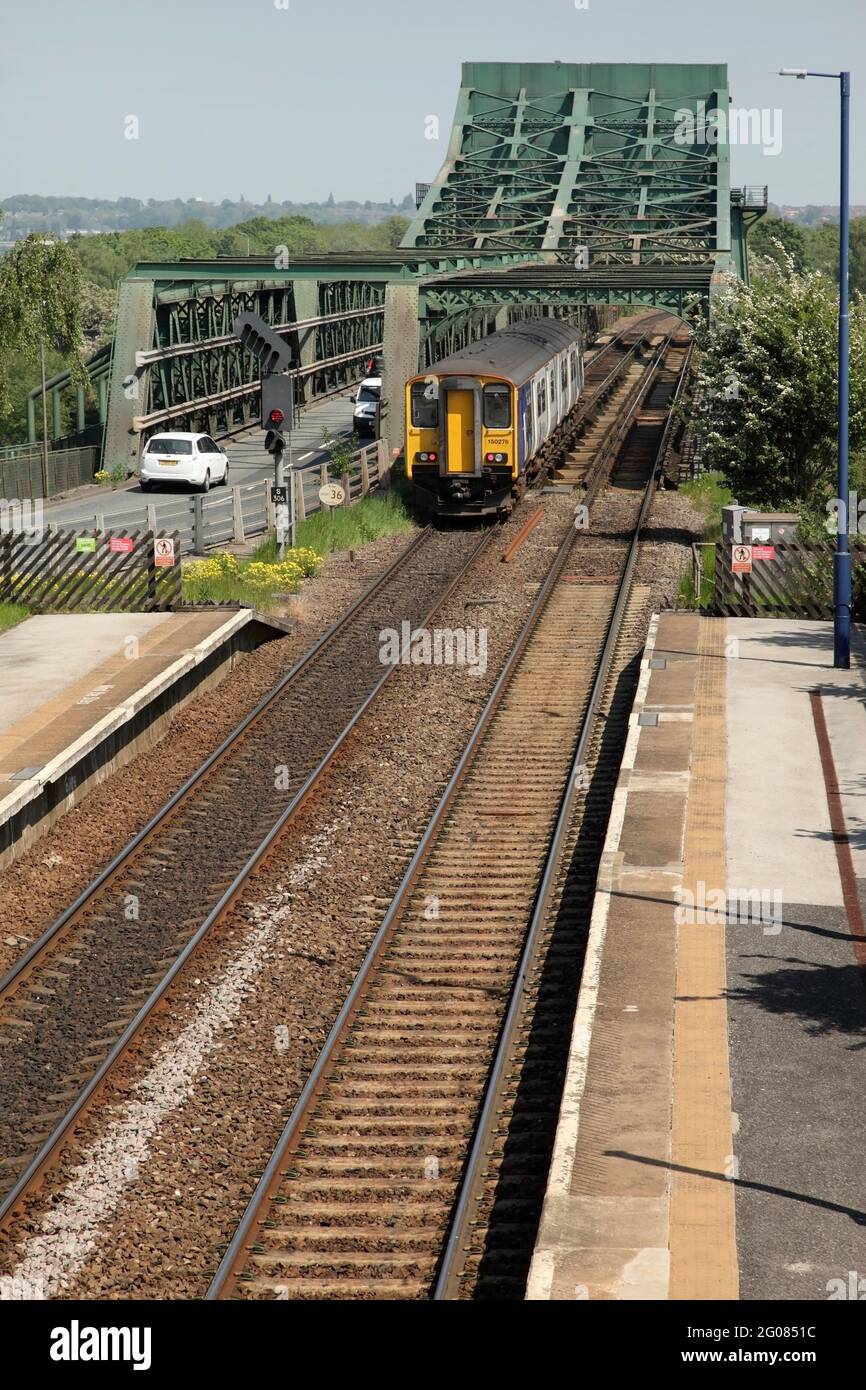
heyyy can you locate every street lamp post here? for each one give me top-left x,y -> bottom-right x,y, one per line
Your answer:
780,68 -> 851,668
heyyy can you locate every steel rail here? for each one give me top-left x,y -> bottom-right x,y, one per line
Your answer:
0,524 -> 432,1003
579,332 -> 676,505
0,525 -> 497,1231
206,329 -> 684,1301
432,336 -> 694,1298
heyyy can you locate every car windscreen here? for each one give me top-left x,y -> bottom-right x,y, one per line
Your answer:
357,387 -> 380,402
147,437 -> 194,455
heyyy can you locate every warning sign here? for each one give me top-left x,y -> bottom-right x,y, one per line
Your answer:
109,536 -> 134,554
752,544 -> 775,561
75,536 -> 96,554
732,544 -> 752,574
154,537 -> 175,568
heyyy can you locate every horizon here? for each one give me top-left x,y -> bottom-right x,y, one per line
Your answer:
1,0 -> 861,208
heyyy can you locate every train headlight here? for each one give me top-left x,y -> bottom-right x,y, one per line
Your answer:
415,451 -> 438,463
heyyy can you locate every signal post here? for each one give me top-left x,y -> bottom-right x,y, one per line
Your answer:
232,311 -> 296,558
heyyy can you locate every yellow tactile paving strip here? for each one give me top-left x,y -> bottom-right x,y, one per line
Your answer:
0,612 -> 232,780
669,616 -> 738,1299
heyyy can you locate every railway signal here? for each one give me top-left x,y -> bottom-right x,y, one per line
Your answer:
232,311 -> 292,374
261,372 -> 294,447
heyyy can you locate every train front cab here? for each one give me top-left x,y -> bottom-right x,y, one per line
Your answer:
406,375 -> 517,518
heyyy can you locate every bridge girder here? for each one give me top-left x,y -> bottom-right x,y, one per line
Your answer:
403,62 -> 743,271
26,64 -> 766,467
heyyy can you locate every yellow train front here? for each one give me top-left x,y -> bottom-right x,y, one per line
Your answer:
405,320 -> 584,520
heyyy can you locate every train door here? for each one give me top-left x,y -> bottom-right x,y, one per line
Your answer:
534,374 -> 546,451
445,389 -> 475,473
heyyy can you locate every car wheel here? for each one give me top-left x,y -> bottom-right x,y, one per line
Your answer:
140,480 -> 151,492
200,469 -> 211,493
220,462 -> 229,486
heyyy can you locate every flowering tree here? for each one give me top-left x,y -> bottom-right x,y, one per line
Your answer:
690,249 -> 866,515
0,234 -> 88,418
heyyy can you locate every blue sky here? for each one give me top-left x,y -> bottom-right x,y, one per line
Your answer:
0,0 -> 860,205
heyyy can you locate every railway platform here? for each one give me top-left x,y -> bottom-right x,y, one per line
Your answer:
0,607 -> 287,868
528,613 -> 866,1303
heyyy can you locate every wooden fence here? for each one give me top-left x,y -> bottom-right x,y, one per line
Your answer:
713,538 -> 866,619
0,528 -> 181,613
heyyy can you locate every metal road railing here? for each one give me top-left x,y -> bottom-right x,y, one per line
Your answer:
43,439 -> 390,557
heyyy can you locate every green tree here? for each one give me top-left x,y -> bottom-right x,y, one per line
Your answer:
749,215 -> 808,272
801,216 -> 866,297
0,234 -> 88,419
692,252 -> 866,515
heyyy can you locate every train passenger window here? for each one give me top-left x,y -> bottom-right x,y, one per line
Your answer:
483,383 -> 511,428
561,356 -> 568,393
536,379 -> 547,415
410,381 -> 439,429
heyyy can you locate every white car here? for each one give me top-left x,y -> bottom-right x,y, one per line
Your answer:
352,377 -> 381,436
139,432 -> 229,492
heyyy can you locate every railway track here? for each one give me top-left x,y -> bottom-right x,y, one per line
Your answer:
0,524 -> 495,1221
437,336 -> 693,1298
207,330 -> 692,1300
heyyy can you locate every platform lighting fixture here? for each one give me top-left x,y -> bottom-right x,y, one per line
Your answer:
779,67 -> 851,668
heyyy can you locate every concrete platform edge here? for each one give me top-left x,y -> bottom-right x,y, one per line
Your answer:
0,608 -> 280,869
526,611 -> 663,1301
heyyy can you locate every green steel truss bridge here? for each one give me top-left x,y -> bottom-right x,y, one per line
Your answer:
30,61 -> 765,467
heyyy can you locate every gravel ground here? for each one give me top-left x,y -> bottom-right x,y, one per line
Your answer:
635,487 -> 706,606
0,531 -> 417,979
0,312 -> 705,1299
0,491 -> 574,1296
0,473 -> 702,1300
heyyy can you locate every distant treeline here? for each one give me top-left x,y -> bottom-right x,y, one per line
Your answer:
67,213 -> 412,294
750,214 -> 866,295
0,193 -> 416,237
0,210 -> 411,445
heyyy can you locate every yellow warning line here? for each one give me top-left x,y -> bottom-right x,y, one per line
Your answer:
669,616 -> 738,1299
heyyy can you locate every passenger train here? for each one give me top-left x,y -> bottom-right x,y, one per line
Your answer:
405,319 -> 584,519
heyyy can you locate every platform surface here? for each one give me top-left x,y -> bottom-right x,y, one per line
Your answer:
528,615 -> 866,1302
0,609 -> 250,801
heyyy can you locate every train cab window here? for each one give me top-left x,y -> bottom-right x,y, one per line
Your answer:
483,383 -> 511,428
410,380 -> 439,429
536,379 -> 547,415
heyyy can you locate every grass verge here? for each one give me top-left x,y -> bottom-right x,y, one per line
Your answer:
293,491 -> 416,557
0,601 -> 30,632
677,471 -> 733,608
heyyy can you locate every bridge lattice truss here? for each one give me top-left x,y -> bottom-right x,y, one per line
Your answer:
405,74 -> 729,266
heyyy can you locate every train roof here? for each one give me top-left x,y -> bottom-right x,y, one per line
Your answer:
423,320 -> 583,387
